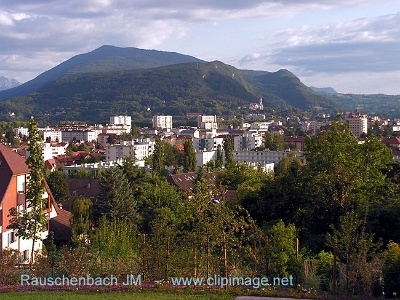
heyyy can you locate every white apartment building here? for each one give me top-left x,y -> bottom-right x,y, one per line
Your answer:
62,130 -> 98,143
40,127 -> 62,142
61,161 -> 121,176
26,143 -> 66,161
101,125 -> 130,135
347,115 -> 368,138
233,150 -> 301,165
193,137 -> 224,151
13,127 -> 29,137
106,139 -> 155,162
196,151 -> 217,167
110,115 -> 131,127
234,134 -> 263,151
153,115 -> 172,130
197,115 -> 218,129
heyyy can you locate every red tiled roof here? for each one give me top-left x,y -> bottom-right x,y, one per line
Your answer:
382,136 -> 400,146
0,143 -> 30,202
167,171 -> 219,192
49,208 -> 72,243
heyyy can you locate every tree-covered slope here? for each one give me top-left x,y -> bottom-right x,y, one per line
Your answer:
0,45 -> 205,101
0,61 -> 339,123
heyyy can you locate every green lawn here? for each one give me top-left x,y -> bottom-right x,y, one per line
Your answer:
0,291 -> 236,300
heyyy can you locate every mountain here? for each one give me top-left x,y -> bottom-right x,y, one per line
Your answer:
0,58 -> 340,123
0,76 -> 21,91
309,86 -> 337,94
0,45 -> 205,101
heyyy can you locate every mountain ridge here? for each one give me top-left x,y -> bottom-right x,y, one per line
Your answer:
0,45 -> 205,101
0,45 -> 341,123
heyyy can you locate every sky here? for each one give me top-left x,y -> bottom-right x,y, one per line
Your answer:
0,0 -> 400,95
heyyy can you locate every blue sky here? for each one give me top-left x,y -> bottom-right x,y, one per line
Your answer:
0,0 -> 399,94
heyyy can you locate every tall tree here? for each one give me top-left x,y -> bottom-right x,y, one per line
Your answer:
46,170 -> 70,203
8,116 -> 48,266
183,138 -> 196,172
152,137 -> 164,176
223,137 -> 234,168
71,196 -> 93,247
93,167 -> 137,223
215,144 -> 223,169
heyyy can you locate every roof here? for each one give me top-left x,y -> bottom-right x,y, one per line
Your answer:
285,136 -> 305,142
167,171 -> 219,192
382,136 -> 400,146
66,178 -> 100,210
49,208 -> 72,242
0,143 -> 30,202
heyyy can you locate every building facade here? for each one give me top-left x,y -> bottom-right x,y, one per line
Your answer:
347,115 -> 368,137
152,115 -> 173,130
0,144 -> 62,262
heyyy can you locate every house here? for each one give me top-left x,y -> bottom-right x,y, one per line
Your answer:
284,136 -> 306,151
0,144 -> 71,260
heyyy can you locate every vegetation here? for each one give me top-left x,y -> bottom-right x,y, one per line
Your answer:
7,117 -> 48,266
2,119 -> 400,299
0,60 -> 338,124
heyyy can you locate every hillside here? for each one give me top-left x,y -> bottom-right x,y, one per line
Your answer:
324,93 -> 400,119
0,45 -> 205,101
0,60 -> 339,123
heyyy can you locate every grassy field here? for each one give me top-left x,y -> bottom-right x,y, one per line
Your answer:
0,291 -> 236,300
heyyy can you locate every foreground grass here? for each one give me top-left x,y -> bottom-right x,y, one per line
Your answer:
0,290 -> 236,300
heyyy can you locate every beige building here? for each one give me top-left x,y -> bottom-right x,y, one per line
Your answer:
347,115 -> 368,137
152,115 -> 172,130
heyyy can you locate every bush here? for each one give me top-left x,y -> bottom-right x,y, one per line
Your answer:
382,242 -> 400,298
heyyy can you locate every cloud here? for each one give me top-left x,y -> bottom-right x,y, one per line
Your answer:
240,11 -> 400,75
0,0 -> 397,89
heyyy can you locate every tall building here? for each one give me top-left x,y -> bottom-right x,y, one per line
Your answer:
347,115 -> 368,137
152,115 -> 173,130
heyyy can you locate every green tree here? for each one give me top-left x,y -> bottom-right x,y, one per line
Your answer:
223,137 -> 234,168
152,137 -> 164,176
71,196 -> 93,247
8,116 -> 48,266
93,167 -> 137,223
266,220 -> 302,278
215,144 -> 223,169
382,241 -> 400,298
326,211 -> 381,296
46,170 -> 70,203
183,138 -> 196,172
302,122 -> 395,250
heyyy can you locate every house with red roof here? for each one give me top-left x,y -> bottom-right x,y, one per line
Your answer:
0,144 -> 71,261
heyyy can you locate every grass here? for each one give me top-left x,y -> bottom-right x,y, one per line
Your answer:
0,291 -> 236,300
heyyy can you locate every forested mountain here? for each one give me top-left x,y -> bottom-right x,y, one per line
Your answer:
0,53 -> 339,124
0,45 -> 205,101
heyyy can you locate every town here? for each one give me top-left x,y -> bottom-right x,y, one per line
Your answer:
1,106 -> 400,298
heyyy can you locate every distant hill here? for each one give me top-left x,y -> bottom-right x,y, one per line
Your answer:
309,86 -> 337,94
0,45 -> 205,101
324,93 -> 400,119
0,58 -> 340,123
0,76 -> 21,91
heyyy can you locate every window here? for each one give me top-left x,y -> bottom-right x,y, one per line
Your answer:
8,232 -> 16,245
20,250 -> 29,263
